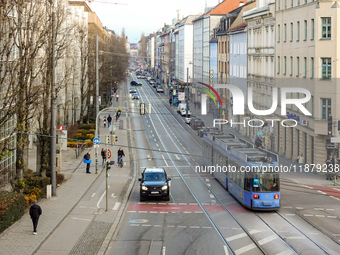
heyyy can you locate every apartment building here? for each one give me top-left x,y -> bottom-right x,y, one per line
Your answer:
243,0 -> 275,148
275,0 -> 340,164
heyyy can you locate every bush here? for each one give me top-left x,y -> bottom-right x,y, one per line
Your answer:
78,124 -> 95,130
56,173 -> 65,185
67,124 -> 79,139
0,192 -> 25,234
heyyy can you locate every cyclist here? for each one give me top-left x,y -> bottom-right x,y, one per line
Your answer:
116,107 -> 122,121
117,147 -> 125,167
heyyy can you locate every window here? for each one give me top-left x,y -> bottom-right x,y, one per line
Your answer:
304,20 -> 307,40
297,57 -> 300,75
290,57 -> 293,75
321,98 -> 331,120
284,24 -> 287,41
278,56 -> 280,73
278,25 -> 280,42
298,0 -> 300,5
304,57 -> 307,77
321,18 -> 331,39
284,56 -> 287,74
291,23 -> 293,41
321,58 -> 331,79
311,57 -> 314,78
285,0 -> 287,8
297,21 -> 300,41
311,19 -> 314,40
305,0 -> 307,4
291,0 -> 293,7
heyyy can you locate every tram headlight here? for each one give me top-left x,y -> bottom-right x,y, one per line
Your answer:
274,194 -> 279,199
253,194 -> 259,199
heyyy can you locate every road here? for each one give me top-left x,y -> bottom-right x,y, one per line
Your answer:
105,72 -> 340,255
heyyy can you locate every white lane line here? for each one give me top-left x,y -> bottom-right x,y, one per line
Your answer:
327,216 -> 337,218
111,193 -> 115,198
296,207 -> 304,210
190,226 -> 200,228
150,211 -> 158,213
207,183 -> 211,187
178,203 -> 187,205
226,230 -> 261,242
203,226 -> 212,229
234,243 -> 257,255
189,203 -> 197,205
154,138 -> 157,142
282,206 -> 293,209
156,143 -> 159,147
148,125 -> 150,128
91,193 -> 96,198
175,154 -> 180,160
258,235 -> 278,245
183,212 -> 191,214
315,215 -> 325,217
326,209 -> 335,211
148,203 -> 156,204
162,246 -> 166,255
152,134 -> 155,137
167,225 -> 175,227
154,225 -> 162,227
71,217 -> 91,222
314,208 -> 324,210
142,224 -> 151,227
304,214 -> 313,217
161,155 -> 169,166
79,206 -> 87,208
301,185 -> 313,189
285,236 -> 306,239
112,202 -> 121,211
130,224 -> 139,227
317,191 -> 327,195
150,130 -> 153,133
127,211 -> 136,213
223,246 -> 230,255
210,194 -> 215,199
205,179 -> 210,182
97,186 -> 110,208
178,226 -> 186,228
138,211 -> 148,213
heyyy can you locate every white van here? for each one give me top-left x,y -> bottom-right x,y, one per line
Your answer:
177,103 -> 186,113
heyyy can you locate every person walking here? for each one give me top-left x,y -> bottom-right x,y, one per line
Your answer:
83,152 -> 92,173
103,116 -> 107,128
101,148 -> 106,166
169,98 -> 172,106
29,200 -> 42,235
117,147 -> 125,167
107,115 -> 112,128
116,94 -> 120,102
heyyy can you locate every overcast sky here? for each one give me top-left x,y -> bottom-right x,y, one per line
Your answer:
90,0 -> 221,43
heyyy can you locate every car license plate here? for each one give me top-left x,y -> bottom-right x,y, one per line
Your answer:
151,191 -> 159,194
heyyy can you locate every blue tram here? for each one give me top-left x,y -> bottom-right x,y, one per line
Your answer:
202,134 -> 280,210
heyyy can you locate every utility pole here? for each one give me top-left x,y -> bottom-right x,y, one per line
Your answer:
220,71 -> 223,134
50,12 -> 57,196
186,67 -> 189,118
95,34 -> 99,174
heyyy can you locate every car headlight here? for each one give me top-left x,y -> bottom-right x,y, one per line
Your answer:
161,185 -> 168,190
141,186 -> 148,191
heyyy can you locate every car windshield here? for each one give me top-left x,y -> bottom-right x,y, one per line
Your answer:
144,172 -> 166,181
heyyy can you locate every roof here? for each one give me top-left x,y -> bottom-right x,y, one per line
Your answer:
228,1 -> 256,32
179,15 -> 200,27
144,168 -> 166,173
193,0 -> 244,22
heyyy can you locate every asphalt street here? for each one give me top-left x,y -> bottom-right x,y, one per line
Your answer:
106,72 -> 340,255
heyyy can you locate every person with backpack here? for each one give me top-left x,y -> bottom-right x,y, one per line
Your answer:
83,152 -> 92,174
103,116 -> 107,128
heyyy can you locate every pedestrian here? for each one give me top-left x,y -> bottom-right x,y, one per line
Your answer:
101,148 -> 106,166
107,115 -> 112,128
116,94 -> 119,102
169,98 -> 172,105
103,116 -> 107,128
83,152 -> 92,173
29,200 -> 42,235
297,153 -> 304,166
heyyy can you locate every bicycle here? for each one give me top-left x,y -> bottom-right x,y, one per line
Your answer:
118,155 -> 123,168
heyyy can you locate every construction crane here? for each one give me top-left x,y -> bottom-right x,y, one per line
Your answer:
86,0 -> 128,5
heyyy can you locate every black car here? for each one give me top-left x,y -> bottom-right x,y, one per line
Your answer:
130,80 -> 137,86
139,168 -> 171,201
190,118 -> 205,130
198,127 -> 220,137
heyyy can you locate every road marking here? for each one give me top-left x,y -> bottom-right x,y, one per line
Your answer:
207,183 -> 211,187
150,211 -> 158,213
190,226 -> 200,228
79,206 -> 87,208
111,193 -> 115,198
258,235 -> 277,245
127,211 -> 136,213
71,217 -> 91,222
285,236 -> 305,239
148,125 -> 150,128
162,246 -> 166,255
327,216 -> 337,218
210,194 -> 215,199
154,225 -> 162,227
303,214 -> 313,217
317,191 -> 327,195
154,138 -> 156,142
282,206 -> 293,209
223,246 -> 229,255
194,211 -> 203,213
203,226 -> 212,229
332,234 -> 340,236
152,134 -> 155,137
285,214 -> 295,216
91,193 -> 96,198
130,224 -> 139,226
175,154 -> 180,160
226,230 -> 261,242
138,211 -> 148,213
167,225 -> 175,227
112,202 -> 121,211
276,251 -> 294,255
183,212 -> 191,214
160,155 -> 169,166
150,130 -> 152,133
315,215 -> 325,217
205,179 -> 210,182
296,207 -> 304,210
314,208 -> 324,210
326,208 -> 335,211
97,186 -> 110,208
189,203 -> 197,205
234,243 -> 257,254
178,226 -> 186,228
142,224 -> 151,227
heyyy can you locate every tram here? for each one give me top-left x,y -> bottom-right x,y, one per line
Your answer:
202,134 -> 280,210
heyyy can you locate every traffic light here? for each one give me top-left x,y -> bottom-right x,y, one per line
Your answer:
106,160 -> 111,171
105,135 -> 110,144
115,136 -> 118,143
111,135 -> 118,145
328,115 -> 332,135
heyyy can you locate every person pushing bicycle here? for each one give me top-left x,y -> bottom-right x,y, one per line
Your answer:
117,147 -> 125,167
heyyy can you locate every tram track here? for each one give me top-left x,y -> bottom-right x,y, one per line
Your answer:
133,76 -> 340,254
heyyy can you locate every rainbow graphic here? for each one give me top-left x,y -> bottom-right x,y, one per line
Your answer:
197,82 -> 222,106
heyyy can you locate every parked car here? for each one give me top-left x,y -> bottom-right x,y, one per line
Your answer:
156,86 -> 164,93
139,168 -> 171,201
190,118 -> 205,130
132,93 -> 139,100
130,80 -> 137,86
180,108 -> 191,116
177,103 -> 187,113
136,81 -> 142,86
129,87 -> 137,93
185,115 -> 194,124
197,127 -> 220,137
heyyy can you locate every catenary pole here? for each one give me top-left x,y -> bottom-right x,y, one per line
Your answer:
95,34 -> 99,174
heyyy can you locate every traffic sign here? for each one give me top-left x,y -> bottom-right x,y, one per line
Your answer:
107,149 -> 112,159
94,144 -> 99,149
93,137 -> 100,144
109,124 -> 116,133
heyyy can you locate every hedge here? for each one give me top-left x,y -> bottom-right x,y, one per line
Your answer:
0,192 -> 25,234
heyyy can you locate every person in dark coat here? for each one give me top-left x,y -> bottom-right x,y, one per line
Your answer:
29,200 -> 42,235
101,148 -> 106,166
107,115 -> 112,128
83,152 -> 92,173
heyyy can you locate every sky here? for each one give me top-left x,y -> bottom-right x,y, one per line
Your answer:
90,0 -> 221,43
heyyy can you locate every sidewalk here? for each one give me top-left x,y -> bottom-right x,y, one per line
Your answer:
0,86 -> 134,255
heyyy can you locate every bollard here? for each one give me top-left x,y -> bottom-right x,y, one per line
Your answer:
46,184 -> 52,199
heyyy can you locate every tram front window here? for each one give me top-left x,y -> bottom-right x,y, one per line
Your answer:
252,174 -> 279,192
